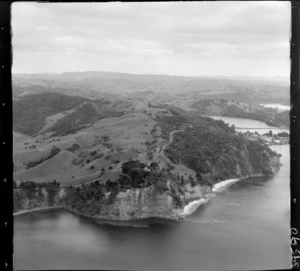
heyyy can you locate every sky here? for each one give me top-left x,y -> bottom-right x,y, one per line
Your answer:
12,1 -> 291,78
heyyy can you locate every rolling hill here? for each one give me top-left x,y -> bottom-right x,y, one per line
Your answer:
13,71 -> 290,105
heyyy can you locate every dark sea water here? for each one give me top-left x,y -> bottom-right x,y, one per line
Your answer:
14,144 -> 290,270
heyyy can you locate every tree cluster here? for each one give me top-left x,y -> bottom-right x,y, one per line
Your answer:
26,146 -> 61,169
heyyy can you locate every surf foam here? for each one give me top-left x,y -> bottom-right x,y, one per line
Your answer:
182,197 -> 211,216
212,178 -> 240,193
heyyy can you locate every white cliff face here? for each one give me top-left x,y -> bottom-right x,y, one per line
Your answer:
268,153 -> 282,174
184,183 -> 212,202
91,184 -> 212,221
95,186 -> 181,220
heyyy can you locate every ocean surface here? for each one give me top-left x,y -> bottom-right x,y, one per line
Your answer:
209,115 -> 290,135
14,144 -> 290,270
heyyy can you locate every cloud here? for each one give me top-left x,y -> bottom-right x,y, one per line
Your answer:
11,1 -> 290,77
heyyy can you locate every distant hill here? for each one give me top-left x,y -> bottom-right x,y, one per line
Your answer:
13,92 -> 132,136
13,71 -> 290,105
13,92 -> 89,136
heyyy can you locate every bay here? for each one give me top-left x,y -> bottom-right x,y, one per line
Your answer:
209,115 -> 289,135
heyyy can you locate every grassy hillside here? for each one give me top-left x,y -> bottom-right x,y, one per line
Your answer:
13,92 -> 133,137
14,151 -> 78,182
13,109 -> 156,185
46,101 -> 129,137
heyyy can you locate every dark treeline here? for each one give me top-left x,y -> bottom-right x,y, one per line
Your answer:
26,146 -> 61,169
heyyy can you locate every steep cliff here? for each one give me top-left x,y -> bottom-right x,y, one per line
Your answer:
14,177 -> 212,221
73,183 -> 212,221
58,170 -> 213,221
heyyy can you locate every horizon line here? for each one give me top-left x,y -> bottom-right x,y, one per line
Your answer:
12,70 -> 290,80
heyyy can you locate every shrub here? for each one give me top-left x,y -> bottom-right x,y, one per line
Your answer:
147,150 -> 154,160
66,143 -> 80,152
116,147 -> 123,152
104,154 -> 111,160
154,179 -> 168,194
190,178 -> 198,187
150,162 -> 159,170
90,150 -> 98,156
166,163 -> 175,171
72,158 -> 83,166
103,142 -> 113,148
101,135 -> 110,142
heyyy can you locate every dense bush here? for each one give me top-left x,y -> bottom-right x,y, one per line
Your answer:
119,160 -> 179,193
164,123 -> 279,184
156,108 -> 279,184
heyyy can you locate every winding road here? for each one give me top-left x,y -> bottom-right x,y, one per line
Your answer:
161,129 -> 184,153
